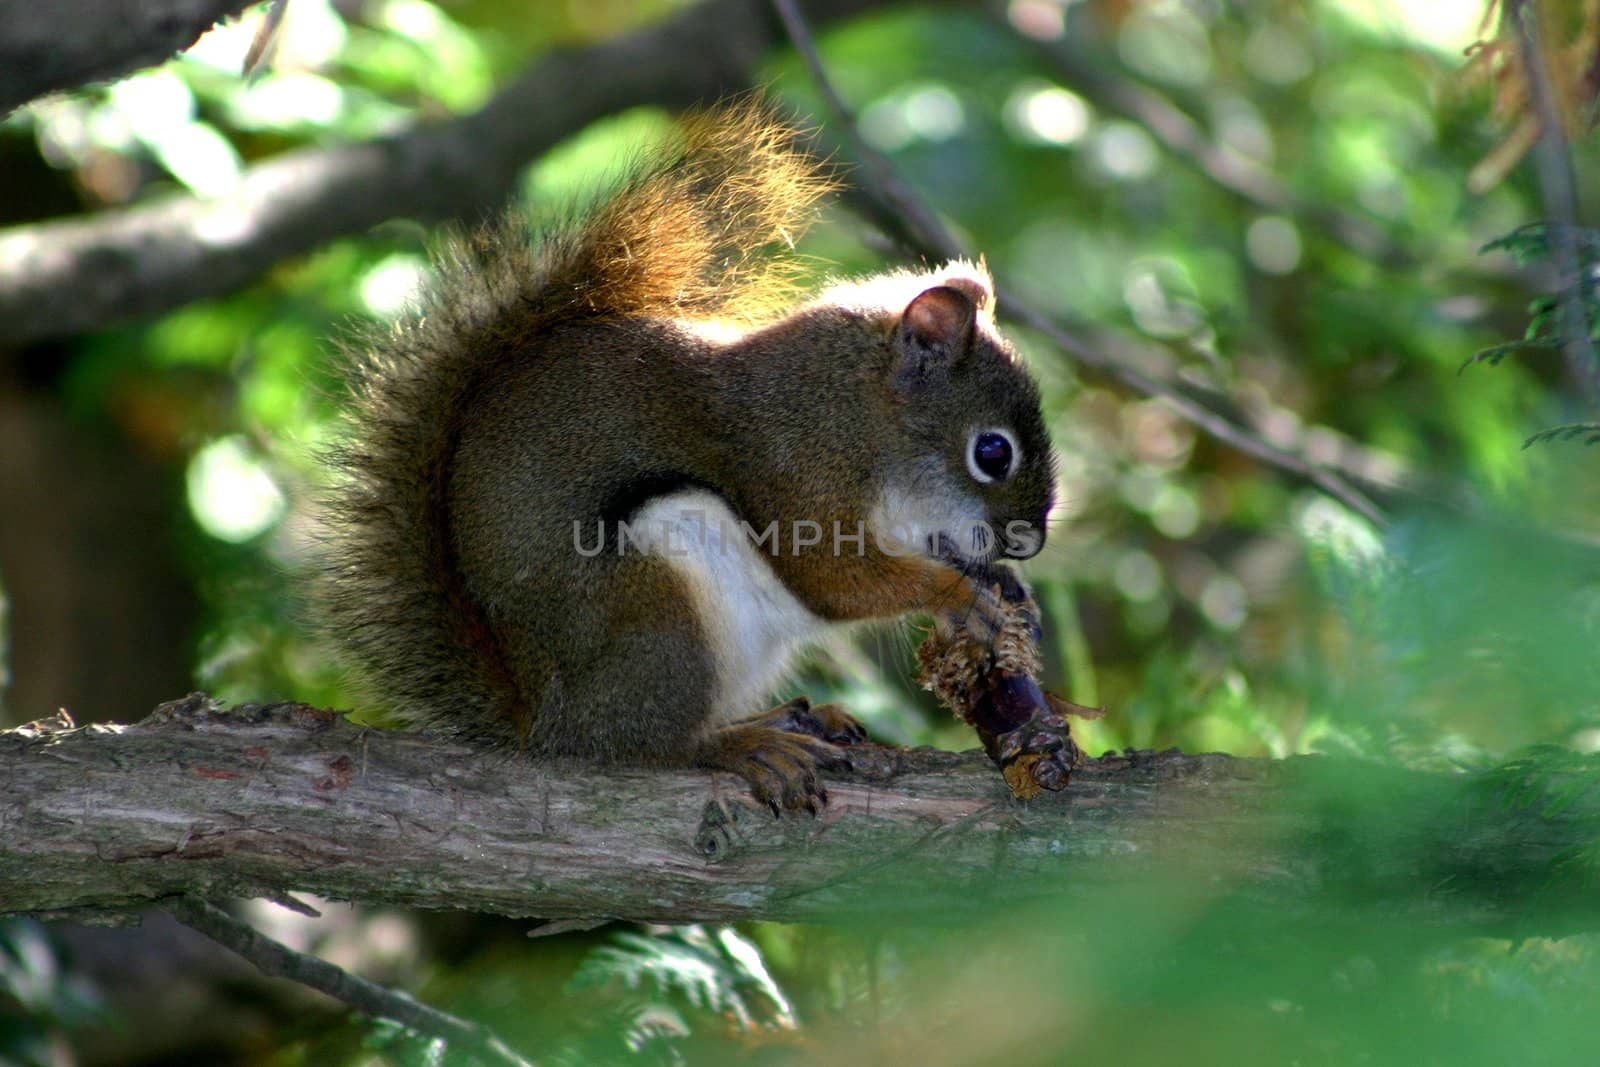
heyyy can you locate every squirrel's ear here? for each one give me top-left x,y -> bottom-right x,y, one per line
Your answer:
941,275 -> 991,314
892,285 -> 976,387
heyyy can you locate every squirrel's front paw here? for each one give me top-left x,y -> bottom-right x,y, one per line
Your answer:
943,565 -> 1037,649
697,711 -> 850,816
746,695 -> 867,745
961,585 -> 1010,647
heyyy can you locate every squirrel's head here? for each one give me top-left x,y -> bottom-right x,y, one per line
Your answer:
862,266 -> 1056,567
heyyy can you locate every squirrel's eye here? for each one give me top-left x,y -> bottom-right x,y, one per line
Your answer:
968,429 -> 1017,484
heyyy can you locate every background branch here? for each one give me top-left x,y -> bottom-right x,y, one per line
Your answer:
773,0 -> 1387,525
995,3 -> 1404,266
0,0 -> 256,115
0,0 -> 889,345
3,695 -> 1600,934
166,896 -> 535,1067
1507,0 -> 1600,409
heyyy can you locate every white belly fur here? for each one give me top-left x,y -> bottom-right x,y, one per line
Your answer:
628,490 -> 828,718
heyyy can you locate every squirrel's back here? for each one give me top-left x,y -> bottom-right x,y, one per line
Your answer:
318,103 -> 834,734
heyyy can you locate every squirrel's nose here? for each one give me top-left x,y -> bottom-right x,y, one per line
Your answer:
1001,521 -> 1045,560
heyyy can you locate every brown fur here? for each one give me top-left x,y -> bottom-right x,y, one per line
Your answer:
317,102 -> 1055,805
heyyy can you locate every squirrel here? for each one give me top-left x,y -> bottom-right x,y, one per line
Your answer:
318,101 -> 1057,813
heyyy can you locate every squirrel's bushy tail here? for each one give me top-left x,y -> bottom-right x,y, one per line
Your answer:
318,101 -> 833,733
549,102 -> 834,322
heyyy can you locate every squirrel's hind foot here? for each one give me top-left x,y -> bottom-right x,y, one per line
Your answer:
697,697 -> 861,815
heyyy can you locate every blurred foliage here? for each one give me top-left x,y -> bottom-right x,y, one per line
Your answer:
3,0 -> 1600,1063
0,920 -> 103,1066
1467,220 -> 1600,445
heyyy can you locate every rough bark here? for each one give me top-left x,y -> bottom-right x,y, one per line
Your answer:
0,0 -> 256,115
3,695 -> 1598,932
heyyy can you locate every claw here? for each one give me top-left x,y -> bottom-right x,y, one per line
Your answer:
992,567 -> 1029,605
697,712 -> 844,816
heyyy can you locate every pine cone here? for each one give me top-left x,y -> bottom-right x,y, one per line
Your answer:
915,570 -> 1098,799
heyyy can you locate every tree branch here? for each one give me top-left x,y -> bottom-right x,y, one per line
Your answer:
165,896 -> 534,1067
3,695 -> 1599,934
0,0 -> 892,345
0,0 -> 257,115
